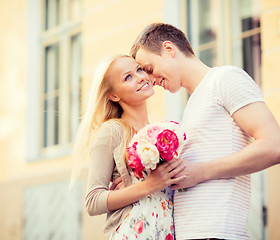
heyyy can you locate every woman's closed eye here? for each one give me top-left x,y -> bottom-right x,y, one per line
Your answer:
144,67 -> 153,74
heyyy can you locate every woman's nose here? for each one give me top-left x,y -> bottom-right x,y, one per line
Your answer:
136,74 -> 145,83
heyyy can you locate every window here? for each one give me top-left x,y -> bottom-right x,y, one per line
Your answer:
41,0 -> 82,155
230,0 -> 261,85
186,0 -> 261,84
69,34 -> 82,142
186,0 -> 220,67
43,43 -> 60,147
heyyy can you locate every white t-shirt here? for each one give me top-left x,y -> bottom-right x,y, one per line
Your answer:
174,65 -> 264,240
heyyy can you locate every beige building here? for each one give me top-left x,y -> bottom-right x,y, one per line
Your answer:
0,0 -> 279,239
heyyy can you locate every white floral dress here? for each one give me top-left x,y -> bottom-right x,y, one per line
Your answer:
109,170 -> 175,240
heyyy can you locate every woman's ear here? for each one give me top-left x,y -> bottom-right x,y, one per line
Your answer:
162,41 -> 175,58
107,93 -> 120,102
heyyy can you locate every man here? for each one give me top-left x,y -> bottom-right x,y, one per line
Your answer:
130,23 -> 280,240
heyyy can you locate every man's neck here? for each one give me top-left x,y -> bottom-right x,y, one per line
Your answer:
180,56 -> 211,95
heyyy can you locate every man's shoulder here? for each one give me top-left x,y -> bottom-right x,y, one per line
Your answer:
215,64 -> 241,70
211,65 -> 250,85
214,65 -> 244,74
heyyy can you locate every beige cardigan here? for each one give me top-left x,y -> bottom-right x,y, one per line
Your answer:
85,121 -> 133,236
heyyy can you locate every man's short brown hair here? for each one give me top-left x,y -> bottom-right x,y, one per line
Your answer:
130,23 -> 194,58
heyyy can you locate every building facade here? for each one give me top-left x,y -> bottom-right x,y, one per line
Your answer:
0,0 -> 279,239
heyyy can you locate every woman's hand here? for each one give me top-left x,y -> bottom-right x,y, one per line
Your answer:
107,159 -> 186,211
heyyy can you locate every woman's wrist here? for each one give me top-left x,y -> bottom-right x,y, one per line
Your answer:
141,178 -> 155,195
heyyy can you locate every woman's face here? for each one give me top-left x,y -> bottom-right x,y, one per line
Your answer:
108,57 -> 154,106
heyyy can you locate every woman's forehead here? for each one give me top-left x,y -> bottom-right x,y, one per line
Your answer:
110,57 -> 138,75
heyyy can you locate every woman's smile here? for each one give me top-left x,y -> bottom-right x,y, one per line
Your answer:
137,82 -> 150,92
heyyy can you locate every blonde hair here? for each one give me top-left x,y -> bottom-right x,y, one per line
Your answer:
70,54 -> 135,188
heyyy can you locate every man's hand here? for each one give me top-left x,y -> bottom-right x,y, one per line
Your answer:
109,176 -> 123,190
170,160 -> 206,190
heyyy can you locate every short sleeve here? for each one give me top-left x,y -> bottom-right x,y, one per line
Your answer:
85,121 -> 123,216
216,66 -> 264,115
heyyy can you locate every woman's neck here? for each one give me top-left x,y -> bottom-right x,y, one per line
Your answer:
121,103 -> 149,132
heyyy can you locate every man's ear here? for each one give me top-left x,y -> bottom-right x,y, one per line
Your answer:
107,93 -> 120,102
162,41 -> 176,57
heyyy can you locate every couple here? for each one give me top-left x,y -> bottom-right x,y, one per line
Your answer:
72,23 -> 280,240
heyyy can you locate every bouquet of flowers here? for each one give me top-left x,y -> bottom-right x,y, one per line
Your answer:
126,121 -> 187,178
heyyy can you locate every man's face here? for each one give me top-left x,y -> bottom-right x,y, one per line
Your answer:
135,47 -> 181,93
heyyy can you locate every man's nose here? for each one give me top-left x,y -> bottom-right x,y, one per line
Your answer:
153,77 -> 160,86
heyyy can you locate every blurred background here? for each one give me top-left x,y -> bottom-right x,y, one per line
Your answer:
0,0 -> 280,239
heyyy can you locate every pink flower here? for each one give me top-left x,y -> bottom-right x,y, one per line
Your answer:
147,125 -> 163,144
133,220 -> 144,234
127,142 -> 144,172
135,126 -> 149,141
133,170 -> 143,179
156,129 -> 179,161
165,233 -> 174,240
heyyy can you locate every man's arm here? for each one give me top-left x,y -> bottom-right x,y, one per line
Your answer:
171,102 -> 280,190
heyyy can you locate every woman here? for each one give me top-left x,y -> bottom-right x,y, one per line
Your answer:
71,55 -> 185,239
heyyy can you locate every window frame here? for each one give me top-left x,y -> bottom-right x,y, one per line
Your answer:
26,0 -> 82,161
40,0 -> 82,156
